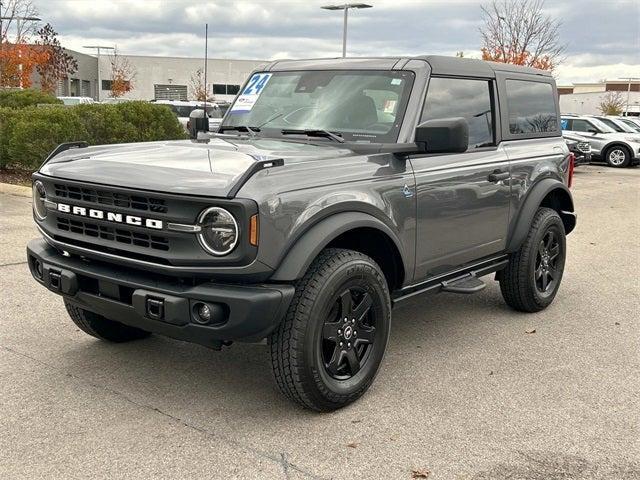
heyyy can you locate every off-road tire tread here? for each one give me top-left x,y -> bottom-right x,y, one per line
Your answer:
64,300 -> 151,342
499,207 -> 564,313
269,248 -> 390,412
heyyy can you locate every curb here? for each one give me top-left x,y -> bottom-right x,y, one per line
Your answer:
0,183 -> 31,197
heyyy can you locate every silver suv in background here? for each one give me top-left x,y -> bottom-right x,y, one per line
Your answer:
616,116 -> 640,132
561,114 -> 640,167
154,100 -> 224,132
594,115 -> 640,134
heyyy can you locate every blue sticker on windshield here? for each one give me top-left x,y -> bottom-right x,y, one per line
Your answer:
561,119 -> 568,130
231,73 -> 272,113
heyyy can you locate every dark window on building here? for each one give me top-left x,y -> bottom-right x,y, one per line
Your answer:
421,77 -> 495,148
212,84 -> 240,95
506,80 -> 558,134
102,80 -> 112,90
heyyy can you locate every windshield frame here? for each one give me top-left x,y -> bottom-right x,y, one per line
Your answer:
222,69 -> 416,144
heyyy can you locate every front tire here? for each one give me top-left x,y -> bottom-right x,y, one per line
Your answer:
269,248 -> 392,412
605,145 -> 631,168
64,300 -> 151,342
498,208 -> 566,313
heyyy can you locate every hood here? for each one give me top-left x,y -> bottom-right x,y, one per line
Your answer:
39,137 -> 355,197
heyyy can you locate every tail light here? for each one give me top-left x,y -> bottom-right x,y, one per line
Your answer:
567,152 -> 575,189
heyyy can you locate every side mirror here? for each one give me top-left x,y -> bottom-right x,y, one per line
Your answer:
188,109 -> 210,139
587,128 -> 598,134
415,117 -> 469,153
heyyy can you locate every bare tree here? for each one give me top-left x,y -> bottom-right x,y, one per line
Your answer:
479,0 -> 564,71
189,68 -> 213,101
108,48 -> 136,98
0,0 -> 39,42
35,23 -> 78,93
599,91 -> 625,116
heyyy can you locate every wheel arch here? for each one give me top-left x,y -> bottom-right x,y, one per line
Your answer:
507,179 -> 575,253
269,212 -> 407,290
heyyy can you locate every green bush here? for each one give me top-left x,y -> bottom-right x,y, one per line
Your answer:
0,101 -> 187,170
0,89 -> 62,108
7,106 -> 88,170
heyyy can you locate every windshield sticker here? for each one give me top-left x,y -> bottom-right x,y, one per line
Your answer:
390,78 -> 402,85
561,119 -> 568,130
383,100 -> 397,114
231,73 -> 272,113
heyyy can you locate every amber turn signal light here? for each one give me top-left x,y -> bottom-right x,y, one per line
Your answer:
249,214 -> 259,246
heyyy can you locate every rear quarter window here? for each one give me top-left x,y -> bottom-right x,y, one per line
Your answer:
505,80 -> 558,135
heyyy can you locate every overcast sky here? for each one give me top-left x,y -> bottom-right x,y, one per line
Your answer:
31,0 -> 640,85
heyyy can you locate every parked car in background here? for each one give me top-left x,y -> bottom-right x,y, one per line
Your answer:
563,133 -> 591,165
154,100 -> 223,132
101,98 -> 137,104
593,115 -> 640,134
57,96 -> 95,106
561,114 -> 640,167
616,116 -> 640,132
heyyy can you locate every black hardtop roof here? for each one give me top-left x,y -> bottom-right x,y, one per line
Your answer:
264,55 -> 552,78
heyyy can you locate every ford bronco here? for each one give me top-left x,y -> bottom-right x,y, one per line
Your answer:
27,56 -> 576,411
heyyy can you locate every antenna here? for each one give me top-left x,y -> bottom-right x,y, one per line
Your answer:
203,23 -> 208,112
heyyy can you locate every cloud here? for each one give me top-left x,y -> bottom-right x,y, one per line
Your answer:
27,0 -> 640,84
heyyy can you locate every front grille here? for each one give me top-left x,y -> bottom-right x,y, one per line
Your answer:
57,217 -> 170,251
577,142 -> 591,153
54,183 -> 168,213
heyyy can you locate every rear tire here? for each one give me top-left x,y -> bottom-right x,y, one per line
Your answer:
64,299 -> 151,342
269,248 -> 392,412
498,208 -> 566,313
605,145 -> 631,168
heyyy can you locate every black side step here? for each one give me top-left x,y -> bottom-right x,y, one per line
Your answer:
441,275 -> 486,294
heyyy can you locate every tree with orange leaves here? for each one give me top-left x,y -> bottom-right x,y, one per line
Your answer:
108,49 -> 136,98
479,0 -> 564,71
0,42 -> 48,88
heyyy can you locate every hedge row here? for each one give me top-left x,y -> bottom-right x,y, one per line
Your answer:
0,89 -> 62,108
0,102 -> 187,169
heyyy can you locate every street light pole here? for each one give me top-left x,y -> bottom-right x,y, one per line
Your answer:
618,77 -> 640,116
84,45 -> 114,101
321,3 -> 372,58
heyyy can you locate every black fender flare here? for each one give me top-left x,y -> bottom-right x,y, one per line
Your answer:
506,179 -> 575,252
270,211 -> 407,282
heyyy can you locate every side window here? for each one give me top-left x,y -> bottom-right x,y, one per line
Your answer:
421,77 -> 495,148
505,80 -> 558,135
571,119 -> 592,133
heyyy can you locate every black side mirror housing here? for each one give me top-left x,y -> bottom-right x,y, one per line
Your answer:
587,128 -> 598,134
415,117 -> 469,153
188,108 -> 210,139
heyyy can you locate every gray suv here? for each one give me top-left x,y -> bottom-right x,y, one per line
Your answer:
27,56 -> 576,411
561,114 -> 640,167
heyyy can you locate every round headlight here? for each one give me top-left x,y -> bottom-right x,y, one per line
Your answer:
32,180 -> 47,220
197,207 -> 239,256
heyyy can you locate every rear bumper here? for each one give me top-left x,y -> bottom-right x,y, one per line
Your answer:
27,238 -> 295,347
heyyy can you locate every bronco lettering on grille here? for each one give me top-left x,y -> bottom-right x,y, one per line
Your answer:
57,203 -> 163,230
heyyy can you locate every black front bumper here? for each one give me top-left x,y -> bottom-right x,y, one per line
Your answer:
27,239 -> 295,347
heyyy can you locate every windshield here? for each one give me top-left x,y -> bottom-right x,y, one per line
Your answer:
598,117 -> 628,132
589,117 -> 616,133
223,70 -> 414,142
620,118 -> 640,132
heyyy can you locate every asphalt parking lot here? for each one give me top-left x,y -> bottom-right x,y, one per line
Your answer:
1,165 -> 638,479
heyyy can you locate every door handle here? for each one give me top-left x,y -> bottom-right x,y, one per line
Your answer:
487,169 -> 510,183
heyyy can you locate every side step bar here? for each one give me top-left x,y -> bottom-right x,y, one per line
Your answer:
393,254 -> 508,303
441,275 -> 486,294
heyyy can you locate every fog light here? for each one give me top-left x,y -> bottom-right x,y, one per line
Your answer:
197,304 -> 212,323
34,260 -> 43,279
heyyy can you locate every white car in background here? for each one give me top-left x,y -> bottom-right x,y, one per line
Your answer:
615,116 -> 640,133
154,100 -> 223,132
57,96 -> 95,106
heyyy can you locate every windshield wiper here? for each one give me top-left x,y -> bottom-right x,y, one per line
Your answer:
218,125 -> 260,137
280,129 -> 345,143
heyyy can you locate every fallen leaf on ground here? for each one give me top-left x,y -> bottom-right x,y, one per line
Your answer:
346,442 -> 358,448
411,468 -> 430,478
525,329 -> 536,334
615,322 -> 620,325
489,370 -> 494,375
351,419 -> 362,424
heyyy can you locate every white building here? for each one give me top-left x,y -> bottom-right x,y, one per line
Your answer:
558,80 -> 640,116
45,49 -> 266,103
